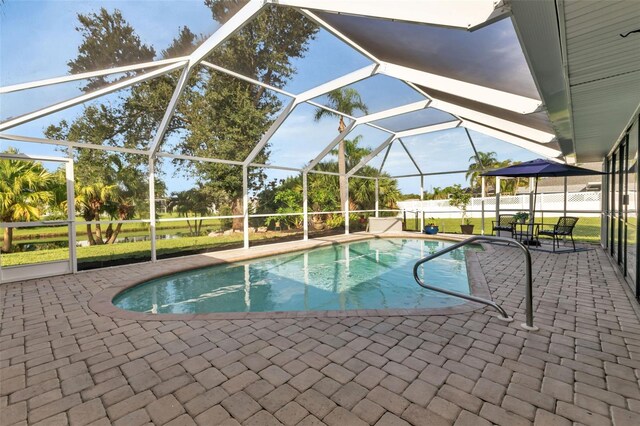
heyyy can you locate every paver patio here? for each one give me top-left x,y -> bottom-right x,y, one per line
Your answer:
2,237 -> 640,425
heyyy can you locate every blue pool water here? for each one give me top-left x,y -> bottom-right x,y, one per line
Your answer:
113,238 -> 478,314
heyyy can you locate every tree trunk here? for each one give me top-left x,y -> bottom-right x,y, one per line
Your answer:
94,224 -> 104,244
105,224 -> 113,241
186,219 -> 193,236
232,197 -> 244,231
85,224 -> 96,246
106,223 -> 123,244
2,227 -> 13,253
93,213 -> 104,244
337,116 -> 348,216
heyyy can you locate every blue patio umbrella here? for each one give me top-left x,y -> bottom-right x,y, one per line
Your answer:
482,158 -> 604,224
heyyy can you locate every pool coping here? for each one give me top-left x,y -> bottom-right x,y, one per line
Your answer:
88,232 -> 497,321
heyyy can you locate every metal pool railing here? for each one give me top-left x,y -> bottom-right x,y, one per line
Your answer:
413,235 -> 538,331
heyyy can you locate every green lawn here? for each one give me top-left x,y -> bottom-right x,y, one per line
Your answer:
1,214 -> 603,268
404,216 -> 602,243
0,231 -> 297,267
10,214 -> 229,241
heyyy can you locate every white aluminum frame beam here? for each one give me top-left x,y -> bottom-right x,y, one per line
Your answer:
270,0 -> 508,30
462,120 -> 562,158
378,62 -> 542,114
0,57 -> 189,94
299,9 -> 380,63
378,144 -> 392,174
303,121 -> 357,172
148,65 -> 190,155
156,152 -> 243,166
0,133 -> 149,156
201,61 -> 296,99
149,0 -> 267,155
294,64 -> 377,103
464,127 -> 484,169
0,61 -> 187,132
347,134 -> 396,177
353,120 -> 467,177
397,139 -> 422,174
395,120 -> 461,138
356,100 -> 430,125
431,98 -> 555,143
189,0 -> 266,67
243,99 -> 296,166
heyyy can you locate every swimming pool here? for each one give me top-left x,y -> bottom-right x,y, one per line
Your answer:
113,238 -> 479,314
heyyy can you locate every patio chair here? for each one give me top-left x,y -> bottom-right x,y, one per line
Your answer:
537,217 -> 579,252
491,214 -> 516,237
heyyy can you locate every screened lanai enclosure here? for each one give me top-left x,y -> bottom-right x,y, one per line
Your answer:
0,0 -> 630,284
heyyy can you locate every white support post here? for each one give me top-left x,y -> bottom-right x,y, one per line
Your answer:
243,166 -> 249,249
303,172 -> 308,241
149,156 -> 157,262
66,147 -> 77,273
344,177 -> 350,235
563,176 -> 568,218
375,179 -> 379,218
420,175 -> 424,231
495,177 -> 501,225
481,176 -> 486,235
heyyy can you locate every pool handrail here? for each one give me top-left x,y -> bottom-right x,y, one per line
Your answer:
413,235 -> 537,331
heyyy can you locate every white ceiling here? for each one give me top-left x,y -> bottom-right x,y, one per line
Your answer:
562,0 -> 640,161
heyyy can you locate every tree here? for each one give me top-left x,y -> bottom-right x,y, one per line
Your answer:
167,188 -> 212,236
0,153 -> 55,253
68,8 -> 155,92
466,151 -> 528,196
48,5 -> 317,234
46,7 -> 179,244
259,137 -> 400,229
313,88 -> 369,213
466,151 -> 498,195
169,3 -> 318,230
448,184 -> 472,225
75,182 -> 117,245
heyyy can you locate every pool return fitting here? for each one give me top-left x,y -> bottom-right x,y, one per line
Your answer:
413,235 -> 538,331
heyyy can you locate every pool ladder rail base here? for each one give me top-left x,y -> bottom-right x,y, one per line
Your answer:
413,235 -> 538,331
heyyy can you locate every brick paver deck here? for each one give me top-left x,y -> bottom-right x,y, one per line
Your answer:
2,238 -> 640,425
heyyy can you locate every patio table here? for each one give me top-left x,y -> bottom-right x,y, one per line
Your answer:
513,222 -> 541,246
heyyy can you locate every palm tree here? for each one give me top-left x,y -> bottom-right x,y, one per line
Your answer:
331,135 -> 371,171
167,188 -> 211,236
75,183 -> 118,245
466,151 -> 499,195
313,88 -> 368,213
0,155 -> 55,253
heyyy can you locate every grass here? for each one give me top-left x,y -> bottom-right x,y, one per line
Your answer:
404,216 -> 602,243
10,214 -> 229,241
0,231 -> 296,267
1,214 -> 603,268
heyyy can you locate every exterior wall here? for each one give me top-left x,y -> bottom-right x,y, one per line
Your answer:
604,113 -> 639,299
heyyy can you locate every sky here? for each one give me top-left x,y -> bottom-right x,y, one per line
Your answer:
0,0 -> 540,195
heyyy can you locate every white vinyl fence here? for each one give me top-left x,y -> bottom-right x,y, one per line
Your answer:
398,191 -> 602,219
